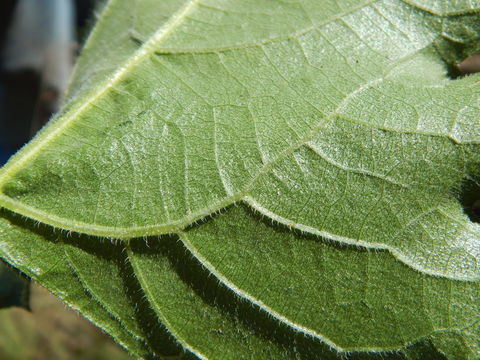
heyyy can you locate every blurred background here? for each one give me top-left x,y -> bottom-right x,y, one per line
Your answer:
0,1 -> 131,358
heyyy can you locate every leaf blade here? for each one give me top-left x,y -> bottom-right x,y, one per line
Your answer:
0,0 -> 479,358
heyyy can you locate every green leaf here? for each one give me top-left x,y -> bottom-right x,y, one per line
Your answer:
181,205 -> 480,354
0,211 -> 149,358
0,0 -> 479,359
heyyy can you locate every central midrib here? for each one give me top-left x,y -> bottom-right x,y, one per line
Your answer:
0,0 -> 201,187
0,0 -> 456,238
0,0 -> 383,187
0,74 -> 393,239
0,58 -> 444,239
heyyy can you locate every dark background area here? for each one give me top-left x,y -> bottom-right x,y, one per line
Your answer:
0,0 -> 94,164
0,1 -> 132,359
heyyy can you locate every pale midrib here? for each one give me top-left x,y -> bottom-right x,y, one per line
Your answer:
0,0 -> 435,188
65,249 -> 146,342
0,0 -> 200,184
177,231 -> 347,352
127,249 -> 209,360
0,70 -> 462,239
0,75 -> 386,239
2,76 -> 478,284
0,0 -> 379,237
243,198 -> 480,282
0,0 -> 459,237
154,0 -> 378,55
178,231 -> 469,353
0,0 -> 384,189
0,0 -> 476,277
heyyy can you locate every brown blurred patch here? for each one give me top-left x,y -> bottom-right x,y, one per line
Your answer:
457,54 -> 480,75
0,284 -> 133,360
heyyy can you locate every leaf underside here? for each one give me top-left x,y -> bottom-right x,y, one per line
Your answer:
0,0 -> 479,359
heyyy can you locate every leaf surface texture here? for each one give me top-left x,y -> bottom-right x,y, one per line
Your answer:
0,0 -> 479,358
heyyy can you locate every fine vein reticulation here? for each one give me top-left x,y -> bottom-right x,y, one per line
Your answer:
0,0 -> 479,359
